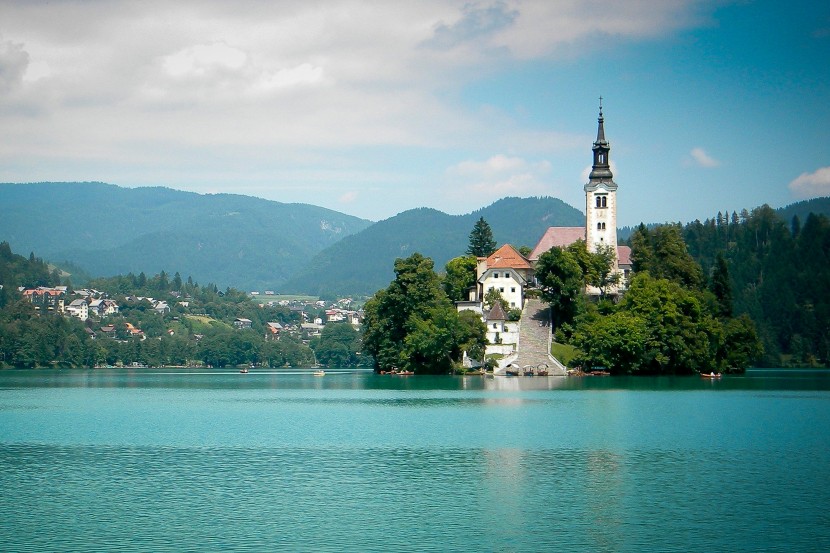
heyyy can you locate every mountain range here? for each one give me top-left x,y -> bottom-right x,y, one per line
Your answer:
0,182 -> 371,291
2,182 -> 828,296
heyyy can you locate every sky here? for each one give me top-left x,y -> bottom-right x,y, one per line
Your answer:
1,0 -> 828,226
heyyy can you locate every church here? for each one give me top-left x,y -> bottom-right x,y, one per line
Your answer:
465,102 -> 632,319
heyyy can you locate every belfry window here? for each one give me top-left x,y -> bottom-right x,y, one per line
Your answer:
595,195 -> 607,208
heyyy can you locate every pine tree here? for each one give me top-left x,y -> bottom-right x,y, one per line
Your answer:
710,252 -> 732,318
467,217 -> 497,257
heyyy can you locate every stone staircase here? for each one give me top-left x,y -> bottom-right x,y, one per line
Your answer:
499,298 -> 568,375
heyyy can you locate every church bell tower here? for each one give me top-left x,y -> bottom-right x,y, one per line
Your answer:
584,98 -> 618,259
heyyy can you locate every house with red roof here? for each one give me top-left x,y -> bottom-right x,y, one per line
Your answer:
475,244 -> 534,311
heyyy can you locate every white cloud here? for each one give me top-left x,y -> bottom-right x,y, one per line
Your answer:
162,42 -> 248,78
339,190 -> 359,204
251,63 -> 325,94
687,147 -> 720,168
446,154 -> 551,201
0,0 -> 716,219
789,167 -> 830,199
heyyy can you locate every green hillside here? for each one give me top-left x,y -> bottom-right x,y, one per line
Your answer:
0,182 -> 372,290
281,196 -> 584,296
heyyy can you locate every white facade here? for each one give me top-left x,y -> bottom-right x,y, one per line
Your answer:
485,319 -> 519,356
585,183 -> 618,255
66,299 -> 88,321
479,269 -> 525,310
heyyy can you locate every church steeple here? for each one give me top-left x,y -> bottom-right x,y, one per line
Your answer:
589,97 -> 613,182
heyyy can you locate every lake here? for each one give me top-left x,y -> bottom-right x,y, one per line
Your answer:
1,368 -> 828,552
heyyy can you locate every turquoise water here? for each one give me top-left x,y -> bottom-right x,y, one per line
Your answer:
1,368 -> 829,552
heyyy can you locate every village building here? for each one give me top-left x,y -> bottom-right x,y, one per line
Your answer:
22,287 -> 66,313
65,298 -> 89,321
265,322 -> 283,340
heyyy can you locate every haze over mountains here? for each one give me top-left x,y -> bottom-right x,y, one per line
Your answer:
2,182 -> 828,296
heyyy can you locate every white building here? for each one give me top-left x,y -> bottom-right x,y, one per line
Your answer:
66,299 -> 89,321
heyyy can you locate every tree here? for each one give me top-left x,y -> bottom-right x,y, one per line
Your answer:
467,217 -> 497,257
362,253 -> 485,374
483,287 -> 508,311
587,243 -> 621,298
631,223 -> 703,289
535,247 -> 583,327
443,256 -> 477,303
710,252 -> 732,318
312,322 -> 361,367
572,311 -> 647,374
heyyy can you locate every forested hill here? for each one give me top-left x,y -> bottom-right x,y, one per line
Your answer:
0,182 -> 372,291
281,196 -> 584,296
682,204 -> 830,367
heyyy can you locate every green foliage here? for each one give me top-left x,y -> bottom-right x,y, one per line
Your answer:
0,242 -> 315,369
710,252 -> 732,317
442,255 -> 477,303
467,217 -> 497,257
535,247 -> 583,327
631,223 -> 704,289
362,253 -> 486,374
483,287 -> 508,311
311,322 -> 362,367
683,205 -> 829,366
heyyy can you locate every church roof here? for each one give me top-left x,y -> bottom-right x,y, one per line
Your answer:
485,244 -> 532,270
529,227 -> 586,260
617,245 -> 632,267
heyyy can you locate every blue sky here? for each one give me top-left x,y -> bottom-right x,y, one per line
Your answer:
1,0 -> 828,226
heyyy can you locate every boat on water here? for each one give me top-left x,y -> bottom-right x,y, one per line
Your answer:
239,368 -> 249,374
700,372 -> 722,379
313,370 -> 326,376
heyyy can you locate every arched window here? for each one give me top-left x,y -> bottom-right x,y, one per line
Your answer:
595,196 -> 602,208
597,222 -> 602,230
601,196 -> 607,208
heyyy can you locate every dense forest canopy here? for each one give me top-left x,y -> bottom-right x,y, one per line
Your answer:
682,205 -> 830,367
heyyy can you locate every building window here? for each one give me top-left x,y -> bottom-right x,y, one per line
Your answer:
597,222 -> 606,230
596,196 -> 601,208
511,287 -> 516,293
499,288 -> 504,293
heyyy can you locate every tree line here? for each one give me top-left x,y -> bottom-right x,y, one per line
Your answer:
0,241 -> 363,369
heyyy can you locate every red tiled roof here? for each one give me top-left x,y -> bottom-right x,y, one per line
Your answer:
485,244 -> 532,270
529,227 -> 586,260
617,245 -> 632,266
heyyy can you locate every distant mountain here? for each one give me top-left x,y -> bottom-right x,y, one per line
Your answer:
0,182 -> 372,290
776,197 -> 830,225
281,196 -> 584,296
